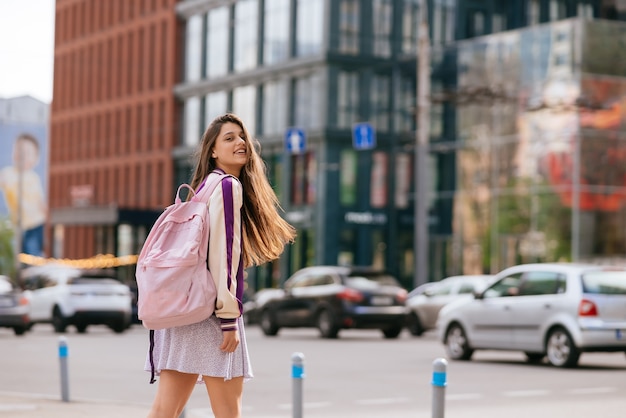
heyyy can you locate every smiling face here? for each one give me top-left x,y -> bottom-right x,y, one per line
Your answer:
211,121 -> 248,177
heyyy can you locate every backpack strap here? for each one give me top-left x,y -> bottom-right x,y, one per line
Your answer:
149,329 -> 156,384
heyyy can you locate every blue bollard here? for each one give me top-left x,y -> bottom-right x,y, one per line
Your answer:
291,352 -> 305,418
58,336 -> 70,402
431,358 -> 447,418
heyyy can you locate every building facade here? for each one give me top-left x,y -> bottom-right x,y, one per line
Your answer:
49,0 -> 182,280
48,0 -> 626,290
174,0 -> 626,290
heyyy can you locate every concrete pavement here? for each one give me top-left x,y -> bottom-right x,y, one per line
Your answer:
0,392 -> 148,418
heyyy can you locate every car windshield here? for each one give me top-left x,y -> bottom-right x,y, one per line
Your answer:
346,273 -> 400,289
582,270 -> 626,295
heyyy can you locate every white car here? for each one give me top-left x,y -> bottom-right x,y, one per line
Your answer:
21,265 -> 132,333
438,263 -> 626,367
406,275 -> 494,336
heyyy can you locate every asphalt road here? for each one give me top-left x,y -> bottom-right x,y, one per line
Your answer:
0,323 -> 625,417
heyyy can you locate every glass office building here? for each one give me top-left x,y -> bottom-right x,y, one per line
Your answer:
174,0 -> 626,289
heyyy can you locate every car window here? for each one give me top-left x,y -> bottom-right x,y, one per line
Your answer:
458,282 -> 477,294
348,273 -> 400,287
301,274 -> 335,286
429,282 -> 453,296
582,271 -> 626,295
518,271 -> 565,296
285,275 -> 310,289
483,273 -> 523,298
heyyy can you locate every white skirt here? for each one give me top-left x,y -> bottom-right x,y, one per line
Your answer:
144,315 -> 253,383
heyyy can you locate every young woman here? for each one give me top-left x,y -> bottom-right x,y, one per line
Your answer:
145,113 -> 296,418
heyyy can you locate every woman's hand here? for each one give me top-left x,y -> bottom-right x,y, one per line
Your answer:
220,329 -> 240,353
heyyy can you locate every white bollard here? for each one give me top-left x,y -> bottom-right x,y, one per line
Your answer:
58,336 -> 70,402
291,352 -> 305,418
431,358 -> 447,418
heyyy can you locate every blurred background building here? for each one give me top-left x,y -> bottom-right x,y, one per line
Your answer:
46,0 -> 626,290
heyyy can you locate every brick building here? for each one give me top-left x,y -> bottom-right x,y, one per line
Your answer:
49,0 -> 182,269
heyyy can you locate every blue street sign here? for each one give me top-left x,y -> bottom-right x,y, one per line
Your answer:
352,122 -> 375,150
285,128 -> 306,154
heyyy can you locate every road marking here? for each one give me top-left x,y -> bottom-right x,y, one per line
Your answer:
502,390 -> 551,397
569,387 -> 617,395
354,397 -> 411,405
446,393 -> 483,401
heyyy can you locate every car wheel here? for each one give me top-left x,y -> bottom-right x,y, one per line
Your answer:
52,307 -> 67,333
525,352 -> 544,364
317,309 -> 339,339
382,325 -> 403,339
546,327 -> 580,368
445,323 -> 473,360
75,323 -> 88,333
13,326 -> 27,336
109,321 -> 127,334
407,312 -> 425,336
260,310 -> 279,336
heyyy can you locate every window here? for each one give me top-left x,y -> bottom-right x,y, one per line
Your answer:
233,0 -> 258,73
518,272 -> 565,296
401,0 -> 420,55
394,75 -> 415,133
370,152 -> 388,208
337,71 -> 359,128
372,0 -> 392,57
232,85 -> 256,135
432,0 -> 455,45
262,79 -> 288,135
205,7 -> 229,78
340,150 -> 357,206
339,0 -> 359,54
294,73 -> 322,129
204,91 -> 228,129
550,0 -> 568,21
467,10 -> 486,38
264,0 -> 290,65
296,0 -> 323,56
290,151 -> 316,206
183,96 -> 201,146
371,74 -> 390,131
484,273 -> 523,298
527,0 -> 540,24
185,14 -> 203,82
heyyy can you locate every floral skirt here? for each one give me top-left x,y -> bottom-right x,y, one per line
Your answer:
144,315 -> 253,383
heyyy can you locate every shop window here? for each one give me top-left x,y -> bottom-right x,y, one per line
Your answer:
340,150 -> 357,206
370,152 -> 388,208
290,151 -> 316,206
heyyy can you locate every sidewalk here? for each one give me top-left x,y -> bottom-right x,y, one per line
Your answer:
0,393 -> 148,418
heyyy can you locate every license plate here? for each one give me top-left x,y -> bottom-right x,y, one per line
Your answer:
370,296 -> 393,306
617,329 -> 623,340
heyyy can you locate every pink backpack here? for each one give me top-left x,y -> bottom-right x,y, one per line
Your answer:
136,173 -> 228,330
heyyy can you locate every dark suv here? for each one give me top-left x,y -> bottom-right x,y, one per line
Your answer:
257,266 -> 408,339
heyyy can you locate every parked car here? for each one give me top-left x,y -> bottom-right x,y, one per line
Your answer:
0,275 -> 30,336
406,275 -> 494,336
438,263 -> 626,367
21,265 -> 132,334
256,266 -> 408,339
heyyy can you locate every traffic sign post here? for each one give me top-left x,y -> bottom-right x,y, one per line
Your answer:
352,122 -> 376,150
285,128 -> 306,154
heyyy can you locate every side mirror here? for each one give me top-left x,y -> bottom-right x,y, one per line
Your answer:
472,290 -> 483,299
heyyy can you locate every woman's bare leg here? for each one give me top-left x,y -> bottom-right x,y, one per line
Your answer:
203,376 -> 244,418
147,370 -> 198,418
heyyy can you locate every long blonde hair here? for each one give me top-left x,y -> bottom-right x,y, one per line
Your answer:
189,113 -> 296,267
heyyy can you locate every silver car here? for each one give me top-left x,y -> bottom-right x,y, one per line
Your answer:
438,263 -> 626,367
406,275 -> 494,336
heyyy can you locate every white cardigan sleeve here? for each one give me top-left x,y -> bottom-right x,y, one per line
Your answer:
207,175 -> 244,331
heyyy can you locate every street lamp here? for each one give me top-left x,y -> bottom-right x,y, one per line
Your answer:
414,0 -> 430,288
